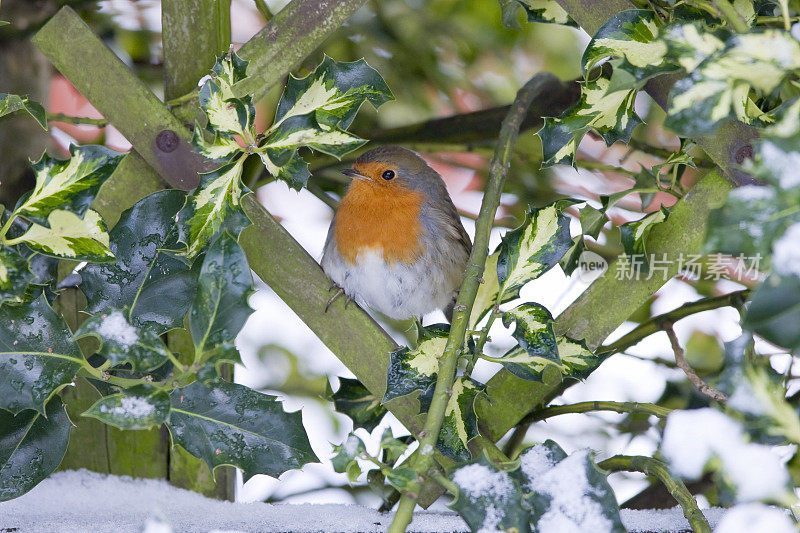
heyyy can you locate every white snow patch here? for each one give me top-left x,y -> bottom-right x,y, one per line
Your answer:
519,443 -> 559,485
342,434 -> 361,455
714,503 -> 795,533
760,141 -> 800,189
662,408 -> 788,501
451,464 -> 514,532
98,310 -> 139,347
772,222 -> 800,278
728,185 -> 775,202
727,381 -> 766,416
99,396 -> 155,418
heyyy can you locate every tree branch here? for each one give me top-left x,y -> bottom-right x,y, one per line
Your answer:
664,324 -> 728,403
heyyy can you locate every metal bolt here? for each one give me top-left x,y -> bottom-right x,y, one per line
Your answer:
156,129 -> 179,153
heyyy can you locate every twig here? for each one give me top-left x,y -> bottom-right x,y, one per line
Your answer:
664,324 -> 728,403
524,400 -> 673,424
386,73 -> 556,533
599,455 -> 712,533
252,0 -> 273,20
47,112 -> 108,127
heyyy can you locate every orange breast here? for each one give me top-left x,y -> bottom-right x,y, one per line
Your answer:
334,180 -> 425,265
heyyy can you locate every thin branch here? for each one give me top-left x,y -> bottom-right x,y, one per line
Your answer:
664,323 -> 728,403
387,73 -> 557,533
523,400 -> 673,424
252,0 -> 273,20
599,455 -> 712,533
47,112 -> 108,127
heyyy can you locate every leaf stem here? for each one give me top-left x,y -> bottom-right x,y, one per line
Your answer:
598,455 -> 712,533
664,323 -> 728,403
711,0 -> 749,32
387,74 -> 551,533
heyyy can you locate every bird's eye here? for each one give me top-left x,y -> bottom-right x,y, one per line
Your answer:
381,169 -> 395,180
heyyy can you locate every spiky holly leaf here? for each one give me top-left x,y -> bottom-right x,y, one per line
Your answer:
0,247 -> 35,307
383,324 -> 449,411
619,207 -> 669,271
258,150 -> 311,191
558,336 -> 606,381
583,10 -> 677,85
499,0 -> 576,28
168,380 -> 317,479
331,433 -> 366,483
191,127 -> 243,162
82,388 -> 170,430
12,209 -> 113,262
503,303 -> 559,363
73,309 -> 172,372
744,273 -> 800,353
14,145 -> 123,224
189,233 -> 253,355
437,377 -> 483,463
0,295 -> 83,414
0,396 -> 71,502
200,81 -> 256,142
496,201 -> 574,302
80,191 -> 198,334
262,114 -> 367,160
0,93 -> 47,130
332,377 -> 387,433
450,457 -> 531,533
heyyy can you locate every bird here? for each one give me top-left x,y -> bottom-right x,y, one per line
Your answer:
321,145 -> 472,322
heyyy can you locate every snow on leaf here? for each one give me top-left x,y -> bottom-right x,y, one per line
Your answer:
436,377 -> 483,463
383,324 -> 449,411
13,209 -> 114,262
82,389 -> 170,431
0,93 -> 47,130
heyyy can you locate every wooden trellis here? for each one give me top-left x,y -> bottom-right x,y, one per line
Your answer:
31,0 -> 745,504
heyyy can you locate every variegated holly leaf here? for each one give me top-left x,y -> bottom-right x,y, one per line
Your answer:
499,0 -> 576,28
496,201 -> 574,302
80,190 -> 198,334
0,247 -> 35,306
503,303 -> 559,363
82,388 -> 170,430
258,150 -> 311,191
168,380 -> 317,479
665,29 -> 800,137
437,377 -> 483,463
212,49 -> 248,95
178,157 -> 248,258
199,80 -> 256,145
11,209 -> 114,262
0,93 -> 47,130
539,77 -> 641,167
470,251 -> 502,328
0,295 -> 83,414
558,336 -> 606,381
383,324 -> 449,411
14,145 -> 123,224
0,396 -> 71,502
262,114 -> 367,160
73,309 -> 172,372
661,21 -> 728,73
331,433 -> 366,483
192,127 -> 243,162
619,207 -> 669,271
583,10 -> 677,85
331,377 -> 387,432
450,456 -> 531,533
189,233 -> 253,355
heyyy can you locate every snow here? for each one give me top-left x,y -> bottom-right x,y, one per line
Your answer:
714,503 -> 795,533
760,141 -> 800,189
0,470 -> 737,532
97,310 -> 138,347
99,395 -> 155,418
772,222 -> 800,279
661,408 -> 789,501
451,463 -> 513,500
728,185 -> 775,202
519,443 -> 559,483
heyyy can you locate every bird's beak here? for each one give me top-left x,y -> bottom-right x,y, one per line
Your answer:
341,168 -> 369,181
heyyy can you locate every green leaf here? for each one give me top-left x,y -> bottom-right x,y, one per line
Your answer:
583,10 -> 677,84
619,207 -> 669,271
383,324 -> 449,410
0,93 -> 47,130
179,157 -> 248,258
189,233 -> 253,354
82,389 -> 170,430
195,342 -> 243,383
558,336 -> 606,381
0,247 -> 35,307
450,456 -> 531,533
437,377 -> 483,463
200,80 -> 256,142
503,303 -> 559,363
11,209 -> 114,262
331,433 -> 366,483
192,127 -> 243,162
262,114 -> 367,160
258,150 -> 311,191
386,466 -> 418,492
0,296 -> 83,414
497,201 -> 574,301
517,0 -> 576,26
14,145 -> 124,223
744,273 -> 800,352
744,99 -> 800,196
80,190 -> 198,334
73,309 -> 172,372
331,377 -> 387,433
168,380 -> 317,479
470,251 -> 502,328
0,396 -> 71,502
380,427 -> 409,465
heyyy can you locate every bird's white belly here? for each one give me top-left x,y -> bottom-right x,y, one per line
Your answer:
323,249 -> 450,320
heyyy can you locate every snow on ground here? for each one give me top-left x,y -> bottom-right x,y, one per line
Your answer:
0,470 -> 731,533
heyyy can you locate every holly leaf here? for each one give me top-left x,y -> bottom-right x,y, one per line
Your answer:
0,396 -> 71,502
380,427 -> 409,465
503,303 -> 559,363
496,201 -> 574,302
0,247 -> 35,307
331,433 -> 366,483
199,80 -> 256,142
262,114 -> 367,160
386,466 -> 418,492
558,336 -> 606,381
437,377 -> 483,463
0,93 -> 47,130
189,233 -> 253,355
168,380 -> 317,479
178,157 -> 248,258
744,273 -> 800,353
499,0 -> 576,28
195,342 -> 243,383
80,190 -> 198,334
192,127 -> 243,162
14,145 -> 123,223
0,295 -> 83,414
82,389 -> 170,430
12,209 -> 114,262
73,309 -> 172,372
331,377 -> 387,433
450,456 -> 531,533
383,324 -> 449,411
619,207 -> 669,271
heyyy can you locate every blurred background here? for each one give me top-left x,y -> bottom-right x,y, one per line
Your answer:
0,0 -> 769,512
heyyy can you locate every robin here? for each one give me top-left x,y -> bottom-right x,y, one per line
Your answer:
321,146 -> 472,321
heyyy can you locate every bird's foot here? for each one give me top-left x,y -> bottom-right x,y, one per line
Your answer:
325,286 -> 355,312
